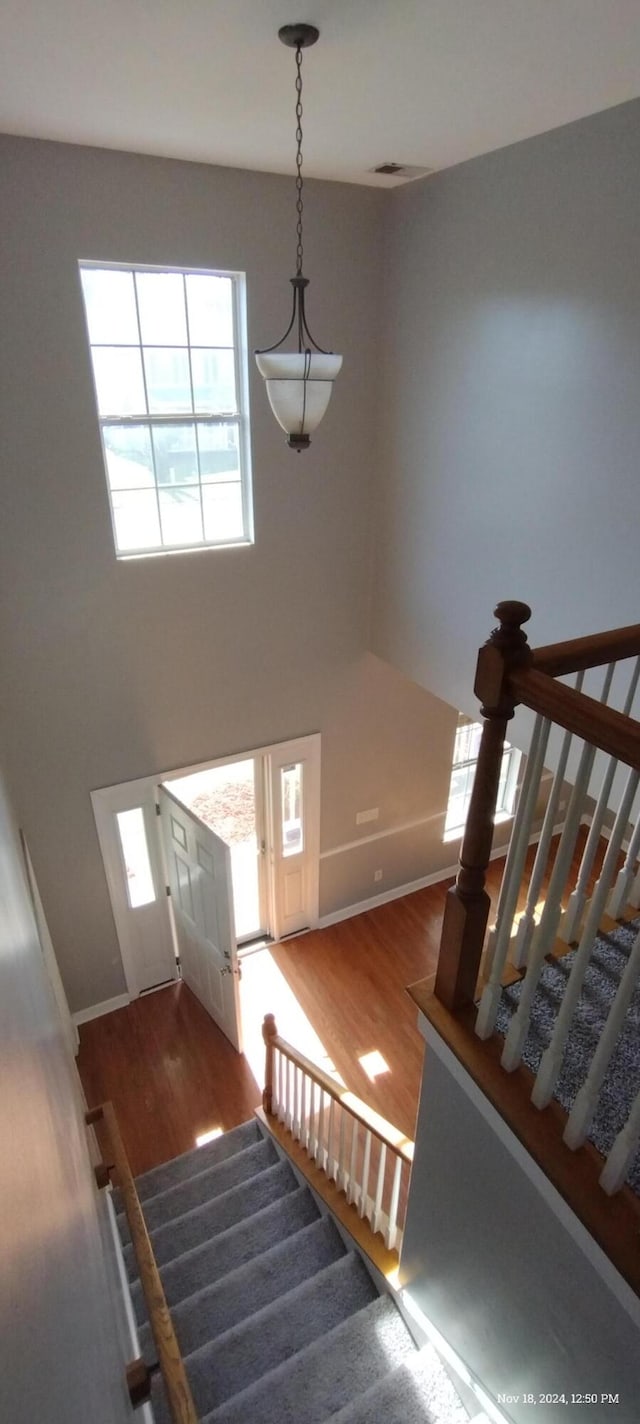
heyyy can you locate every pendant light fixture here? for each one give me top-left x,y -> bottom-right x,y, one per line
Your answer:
255,23 -> 342,451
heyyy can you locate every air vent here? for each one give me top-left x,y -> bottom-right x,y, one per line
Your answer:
370,162 -> 433,185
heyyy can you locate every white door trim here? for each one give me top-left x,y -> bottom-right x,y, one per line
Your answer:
92,734 -> 321,1000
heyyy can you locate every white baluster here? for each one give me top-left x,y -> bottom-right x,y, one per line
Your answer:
502,735 -> 598,1072
337,1104 -> 347,1191
287,1057 -> 295,1131
293,1064 -> 300,1138
372,1141 -> 387,1236
511,675 -> 584,969
315,1088 -> 325,1167
608,815 -> 640,919
347,1120 -> 359,1205
600,1086 -> 640,1194
386,1155 -> 403,1251
327,1097 -> 336,1178
476,715 -> 550,1039
308,1079 -> 317,1156
564,924 -> 640,1148
359,1129 -> 372,1219
277,1050 -> 285,1124
561,659 -> 640,943
300,1071 -> 307,1150
532,767 -> 640,1108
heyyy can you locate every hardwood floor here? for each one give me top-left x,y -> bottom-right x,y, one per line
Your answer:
78,874 -> 457,1174
78,831 -> 603,1178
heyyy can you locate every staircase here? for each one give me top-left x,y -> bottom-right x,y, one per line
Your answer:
116,1118 -> 470,1424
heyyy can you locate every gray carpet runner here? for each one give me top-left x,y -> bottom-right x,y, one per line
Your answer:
116,1118 -> 468,1423
495,917 -> 640,1194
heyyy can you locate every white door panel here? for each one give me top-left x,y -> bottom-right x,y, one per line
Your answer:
159,785 -> 242,1052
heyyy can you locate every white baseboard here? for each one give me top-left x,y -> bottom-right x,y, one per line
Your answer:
318,865 -> 460,928
318,821 -> 566,931
73,992 -> 130,1026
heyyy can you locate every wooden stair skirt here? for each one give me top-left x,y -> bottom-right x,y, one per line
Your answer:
408,985 -> 640,1299
256,1107 -> 400,1281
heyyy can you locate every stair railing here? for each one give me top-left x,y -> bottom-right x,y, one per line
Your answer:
86,1101 -> 198,1424
262,1015 -> 413,1253
432,602 -> 640,1203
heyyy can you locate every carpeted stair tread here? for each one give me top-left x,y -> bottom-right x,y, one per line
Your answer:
174,1251 -> 377,1418
131,1119 -> 260,1204
129,1184 -> 319,1326
200,1294 -> 416,1424
137,1137 -> 278,1232
138,1214 -> 346,1365
124,1158 -> 298,1276
324,1342 -> 470,1424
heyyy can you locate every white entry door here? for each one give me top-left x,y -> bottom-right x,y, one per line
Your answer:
158,785 -> 242,1052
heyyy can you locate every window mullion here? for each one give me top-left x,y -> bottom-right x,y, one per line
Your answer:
131,271 -> 163,546
183,272 -> 205,544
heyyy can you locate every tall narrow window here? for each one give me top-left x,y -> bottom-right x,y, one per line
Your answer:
281,763 -> 303,857
79,263 -> 253,557
116,808 -> 156,908
444,717 -> 521,840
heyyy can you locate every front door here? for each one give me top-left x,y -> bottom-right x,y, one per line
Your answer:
158,784 -> 242,1051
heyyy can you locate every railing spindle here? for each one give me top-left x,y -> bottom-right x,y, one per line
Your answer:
308,1078 -> 317,1156
359,1130 -> 372,1218
337,1102 -> 347,1190
600,1084 -> 640,1194
564,924 -> 640,1148
300,1070 -> 307,1149
327,1096 -> 336,1179
372,1142 -> 387,1236
476,714 -> 549,1038
532,766 -> 640,1108
386,1155 -> 403,1251
315,1088 -> 325,1167
348,1120 -> 359,1206
277,1048 -> 284,1123
608,813 -> 640,918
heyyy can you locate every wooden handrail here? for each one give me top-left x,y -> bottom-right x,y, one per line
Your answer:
509,667 -> 640,771
89,1102 -> 198,1424
531,623 -> 640,678
267,1028 -> 414,1165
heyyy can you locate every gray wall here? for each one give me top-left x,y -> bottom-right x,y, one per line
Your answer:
0,760 -> 132,1424
0,134 -> 457,1012
371,97 -> 640,725
401,1030 -> 640,1424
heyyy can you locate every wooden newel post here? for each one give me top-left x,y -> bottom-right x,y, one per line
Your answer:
434,600 -> 532,1011
262,1013 -> 278,1114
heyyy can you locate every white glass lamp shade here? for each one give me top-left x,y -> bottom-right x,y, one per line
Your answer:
255,351 -> 342,446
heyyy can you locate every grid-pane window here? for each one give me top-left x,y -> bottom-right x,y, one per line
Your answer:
444,717 -> 521,839
79,263 -> 252,557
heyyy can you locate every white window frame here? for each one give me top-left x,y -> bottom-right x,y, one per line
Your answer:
78,260 -> 253,558
444,717 -> 521,842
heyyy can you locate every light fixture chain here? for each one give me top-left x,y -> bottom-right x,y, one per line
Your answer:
295,43 -> 304,277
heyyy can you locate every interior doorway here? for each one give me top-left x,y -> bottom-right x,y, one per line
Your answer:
91,734 -> 321,1046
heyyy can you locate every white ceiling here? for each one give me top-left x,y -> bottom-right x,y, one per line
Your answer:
2,0 -> 640,186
